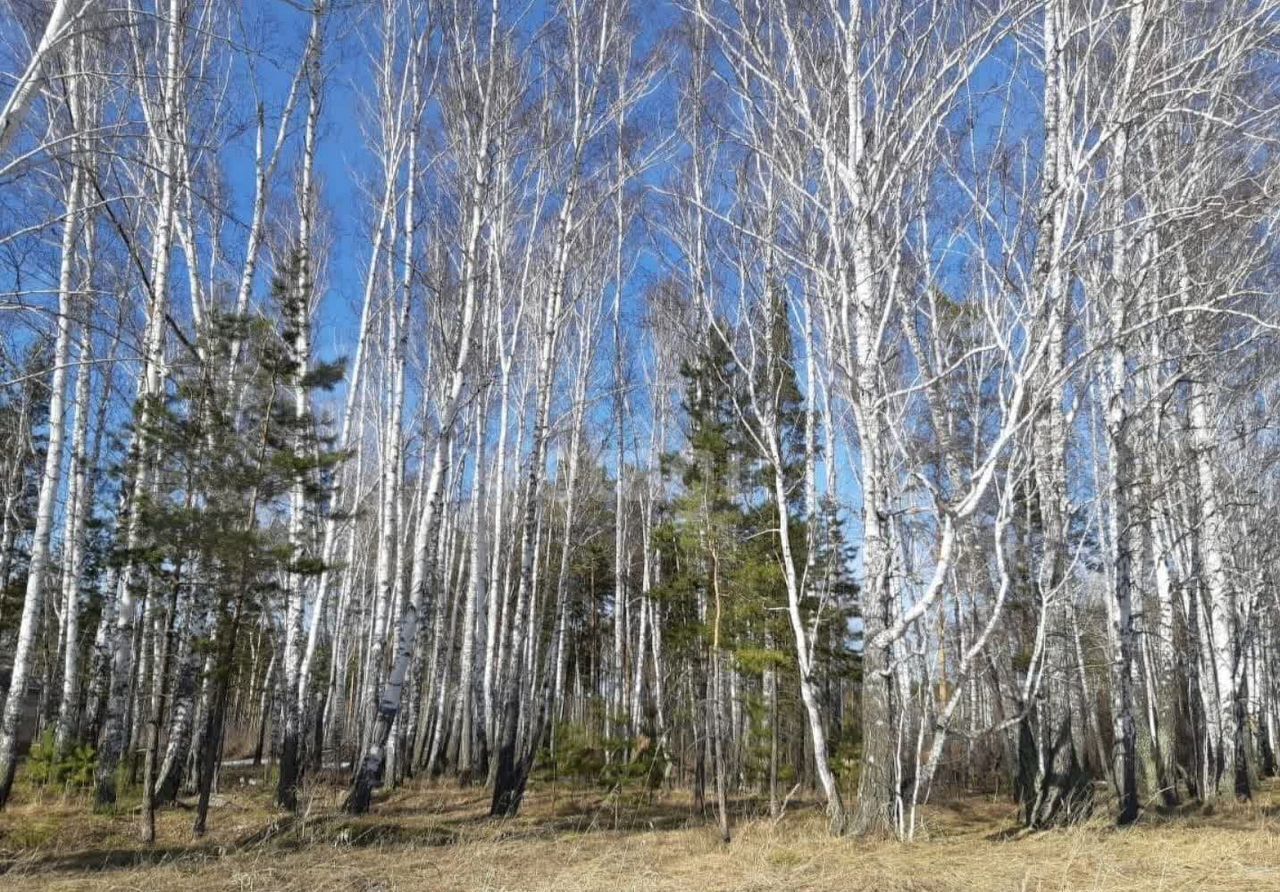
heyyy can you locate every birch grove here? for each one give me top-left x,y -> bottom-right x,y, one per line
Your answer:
1,0 -> 1279,845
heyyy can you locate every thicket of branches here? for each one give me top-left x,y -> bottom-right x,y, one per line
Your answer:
1,0 -> 1279,843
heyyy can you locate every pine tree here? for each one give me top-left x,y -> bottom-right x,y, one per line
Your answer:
121,257 -> 343,839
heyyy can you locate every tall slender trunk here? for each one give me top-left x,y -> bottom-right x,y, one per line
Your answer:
344,1 -> 491,805
490,198 -> 570,818
54,258 -> 95,757
482,362 -> 512,751
278,1 -> 326,811
142,565 -> 183,843
153,604 -> 207,804
765,426 -> 847,832
0,133 -> 82,807
96,0 -> 185,806
1190,374 -> 1244,799
452,397 -> 488,783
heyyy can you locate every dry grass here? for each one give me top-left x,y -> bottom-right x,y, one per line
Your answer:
3,771 -> 1280,891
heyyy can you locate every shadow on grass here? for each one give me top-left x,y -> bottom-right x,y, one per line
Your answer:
0,785 -> 764,878
13,778 -> 1275,879
0,844 -> 224,875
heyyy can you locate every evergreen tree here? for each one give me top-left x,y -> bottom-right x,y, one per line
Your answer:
121,256 -> 343,836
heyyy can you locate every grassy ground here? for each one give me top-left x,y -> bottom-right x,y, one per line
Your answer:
3,770 -> 1280,891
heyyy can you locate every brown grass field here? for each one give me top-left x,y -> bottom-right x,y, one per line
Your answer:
3,769 -> 1280,891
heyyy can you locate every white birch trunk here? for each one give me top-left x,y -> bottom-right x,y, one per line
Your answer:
0,0 -> 92,156
0,136 -> 82,806
54,295 -> 94,756
95,0 -> 185,805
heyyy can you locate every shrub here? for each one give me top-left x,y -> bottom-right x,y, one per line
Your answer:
22,730 -> 97,789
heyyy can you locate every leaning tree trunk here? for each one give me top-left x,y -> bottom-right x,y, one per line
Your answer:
0,0 -> 91,155
765,428 -> 847,833
0,137 -> 81,808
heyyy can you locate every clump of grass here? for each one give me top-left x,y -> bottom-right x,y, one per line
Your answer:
2,816 -> 63,851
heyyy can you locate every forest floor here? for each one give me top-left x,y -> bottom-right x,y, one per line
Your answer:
3,768 -> 1280,891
